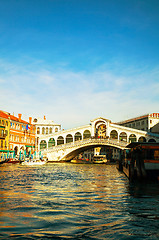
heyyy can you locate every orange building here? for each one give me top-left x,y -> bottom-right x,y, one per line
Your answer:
9,113 -> 36,157
0,111 -> 36,158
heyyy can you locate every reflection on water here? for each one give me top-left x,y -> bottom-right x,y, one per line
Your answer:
0,163 -> 159,239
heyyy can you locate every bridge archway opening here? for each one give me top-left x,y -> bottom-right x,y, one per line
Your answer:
57,136 -> 64,145
129,134 -> 137,142
66,134 -> 73,143
74,132 -> 82,141
95,120 -> 106,138
119,132 -> 127,142
61,143 -> 123,161
110,130 -> 118,139
48,138 -> 55,148
83,130 -> 91,139
96,124 -> 106,138
148,138 -> 156,142
40,140 -> 47,149
138,136 -> 146,142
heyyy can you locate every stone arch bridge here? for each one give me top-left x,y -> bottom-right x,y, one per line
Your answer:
38,117 -> 159,161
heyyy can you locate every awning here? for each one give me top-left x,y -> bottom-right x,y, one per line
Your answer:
0,150 -> 14,152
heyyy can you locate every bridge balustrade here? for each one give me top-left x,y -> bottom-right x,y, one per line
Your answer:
42,137 -> 128,153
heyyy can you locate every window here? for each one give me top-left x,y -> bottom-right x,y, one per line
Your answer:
42,127 -> 45,134
37,127 -> 40,134
49,127 -> 52,134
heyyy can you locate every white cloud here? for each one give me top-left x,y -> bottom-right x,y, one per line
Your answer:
0,58 -> 159,129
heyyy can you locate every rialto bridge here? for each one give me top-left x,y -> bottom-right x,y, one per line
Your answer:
38,117 -> 159,161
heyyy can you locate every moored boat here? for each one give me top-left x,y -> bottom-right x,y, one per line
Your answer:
21,159 -> 47,166
71,158 -> 91,164
93,155 -> 108,164
121,142 -> 159,181
5,157 -> 21,164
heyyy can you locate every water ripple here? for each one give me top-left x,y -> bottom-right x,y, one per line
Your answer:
0,164 -> 159,239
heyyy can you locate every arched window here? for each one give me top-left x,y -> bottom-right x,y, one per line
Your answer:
40,140 -> 47,149
46,127 -> 48,134
66,134 -> 73,143
110,130 -> 118,139
83,130 -> 91,139
55,127 -> 58,132
49,127 -> 52,134
42,127 -> 45,134
1,140 -> 3,148
57,136 -> 64,145
129,134 -> 137,142
138,136 -> 146,142
48,138 -> 55,148
119,132 -> 127,141
74,132 -> 82,141
37,127 -> 40,134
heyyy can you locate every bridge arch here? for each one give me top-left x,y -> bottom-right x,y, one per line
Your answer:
129,134 -> 137,142
61,143 -> 122,161
57,136 -> 64,145
110,130 -> 118,140
138,136 -> 146,142
119,132 -> 127,142
83,130 -> 91,139
148,138 -> 156,142
74,132 -> 82,141
66,134 -> 73,143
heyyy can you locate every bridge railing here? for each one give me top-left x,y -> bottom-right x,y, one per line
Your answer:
41,137 -> 128,153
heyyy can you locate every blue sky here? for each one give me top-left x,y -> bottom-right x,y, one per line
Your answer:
0,0 -> 159,129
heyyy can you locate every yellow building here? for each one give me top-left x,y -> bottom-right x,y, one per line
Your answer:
0,110 -> 11,160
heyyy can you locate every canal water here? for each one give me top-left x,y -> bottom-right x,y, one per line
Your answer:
0,163 -> 159,240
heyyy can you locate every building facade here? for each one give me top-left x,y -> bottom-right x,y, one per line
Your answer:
0,111 -> 10,159
0,110 -> 36,159
32,116 -> 61,151
117,113 -> 159,133
9,113 -> 36,156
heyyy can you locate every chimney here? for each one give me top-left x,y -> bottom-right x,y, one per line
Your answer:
44,116 -> 46,120
18,113 -> 22,121
29,117 -> 32,125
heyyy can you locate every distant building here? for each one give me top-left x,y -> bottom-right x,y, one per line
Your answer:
32,116 -> 61,150
117,113 -> 159,133
0,111 -> 10,159
0,110 -> 36,158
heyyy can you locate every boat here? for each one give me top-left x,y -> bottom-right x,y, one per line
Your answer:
120,142 -> 159,181
21,159 -> 47,166
5,157 -> 22,164
93,155 -> 108,164
71,158 -> 91,164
